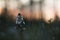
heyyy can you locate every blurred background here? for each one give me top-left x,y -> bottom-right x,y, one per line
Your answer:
0,0 -> 60,40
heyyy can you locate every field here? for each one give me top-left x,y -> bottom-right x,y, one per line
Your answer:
0,16 -> 60,40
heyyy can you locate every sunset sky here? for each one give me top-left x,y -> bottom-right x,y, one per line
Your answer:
0,0 -> 60,23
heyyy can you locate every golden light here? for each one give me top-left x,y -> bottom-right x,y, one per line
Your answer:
32,4 -> 41,20
7,9 -> 20,20
55,0 -> 60,20
7,0 -> 19,20
4,0 -> 60,22
42,0 -> 55,23
0,7 -> 3,14
0,0 -> 5,15
21,7 -> 31,20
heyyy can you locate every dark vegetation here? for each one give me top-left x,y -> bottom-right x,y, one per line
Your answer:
0,8 -> 60,40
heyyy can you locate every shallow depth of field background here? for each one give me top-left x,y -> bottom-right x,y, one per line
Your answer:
0,0 -> 60,40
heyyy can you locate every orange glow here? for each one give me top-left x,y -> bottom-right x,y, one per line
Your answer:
8,6 -> 41,21
21,7 -> 31,20
0,0 -> 5,15
7,9 -> 19,20
32,4 -> 41,20
32,9 -> 41,20
2,0 -> 60,22
0,7 -> 3,15
42,0 -> 55,23
21,6 -> 41,20
42,7 -> 55,23
55,0 -> 60,20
